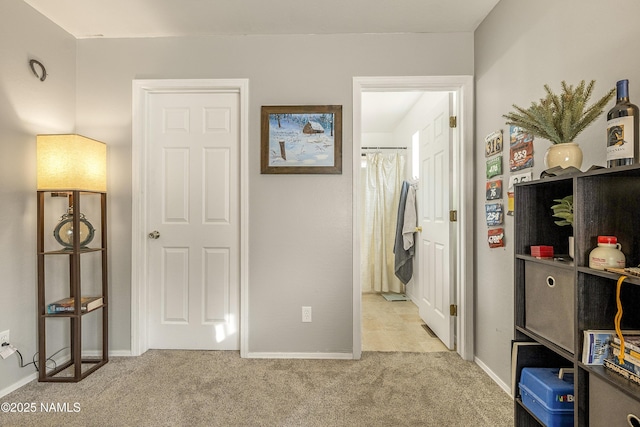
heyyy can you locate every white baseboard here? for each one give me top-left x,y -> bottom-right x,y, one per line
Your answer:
82,350 -> 132,357
108,350 -> 132,357
0,349 -> 132,398
247,352 -> 354,360
0,372 -> 38,399
474,356 -> 512,397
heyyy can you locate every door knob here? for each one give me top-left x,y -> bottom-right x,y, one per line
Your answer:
415,226 -> 423,232
148,230 -> 160,239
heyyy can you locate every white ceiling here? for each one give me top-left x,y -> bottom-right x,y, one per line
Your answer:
21,0 -> 500,39
21,0 -> 498,133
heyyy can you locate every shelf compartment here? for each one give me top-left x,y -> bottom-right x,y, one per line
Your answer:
512,341 -> 573,427
523,260 -> 575,353
577,271 -> 640,334
575,166 -> 640,269
514,176 -> 574,256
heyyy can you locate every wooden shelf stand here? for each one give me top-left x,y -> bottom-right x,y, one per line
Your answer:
37,190 -> 108,382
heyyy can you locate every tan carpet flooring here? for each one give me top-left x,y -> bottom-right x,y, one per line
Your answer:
2,350 -> 513,427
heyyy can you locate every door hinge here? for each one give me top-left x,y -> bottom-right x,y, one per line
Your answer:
449,210 -> 457,222
449,116 -> 457,128
450,304 -> 458,317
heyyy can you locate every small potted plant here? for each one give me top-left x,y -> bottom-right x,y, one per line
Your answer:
551,195 -> 574,258
504,81 -> 614,169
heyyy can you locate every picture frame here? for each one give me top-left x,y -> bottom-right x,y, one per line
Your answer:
261,105 -> 342,174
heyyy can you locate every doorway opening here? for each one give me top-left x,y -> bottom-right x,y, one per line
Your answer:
352,76 -> 474,361
359,90 -> 449,352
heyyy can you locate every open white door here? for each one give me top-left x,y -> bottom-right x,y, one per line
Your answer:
417,93 -> 455,350
353,75 -> 474,361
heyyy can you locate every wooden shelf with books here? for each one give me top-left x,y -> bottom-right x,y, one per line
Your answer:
37,190 -> 108,382
514,164 -> 640,426
45,296 -> 104,316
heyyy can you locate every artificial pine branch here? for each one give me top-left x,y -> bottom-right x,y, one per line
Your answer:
503,80 -> 615,144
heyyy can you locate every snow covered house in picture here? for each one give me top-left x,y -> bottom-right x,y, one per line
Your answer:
303,121 -> 325,134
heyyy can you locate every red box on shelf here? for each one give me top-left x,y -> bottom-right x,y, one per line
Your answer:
531,245 -> 554,258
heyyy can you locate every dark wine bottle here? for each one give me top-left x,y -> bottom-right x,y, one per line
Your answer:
606,79 -> 639,167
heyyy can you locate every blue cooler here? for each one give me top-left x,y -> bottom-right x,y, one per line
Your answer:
519,368 -> 574,427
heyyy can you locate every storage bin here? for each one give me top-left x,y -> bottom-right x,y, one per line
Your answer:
589,374 -> 640,426
524,261 -> 574,352
519,368 -> 574,427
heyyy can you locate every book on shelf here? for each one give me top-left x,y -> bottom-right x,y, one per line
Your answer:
610,341 -> 640,362
582,330 -> 640,365
611,334 -> 640,354
582,330 -> 613,365
610,346 -> 640,367
47,296 -> 103,314
603,356 -> 640,386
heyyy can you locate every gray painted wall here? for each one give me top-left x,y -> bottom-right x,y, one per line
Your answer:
474,0 -> 640,386
73,33 -> 473,355
0,0 -> 76,393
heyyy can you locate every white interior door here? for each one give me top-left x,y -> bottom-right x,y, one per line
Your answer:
417,94 -> 455,350
146,91 -> 240,350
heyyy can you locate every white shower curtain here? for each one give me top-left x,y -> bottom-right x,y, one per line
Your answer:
361,151 -> 406,293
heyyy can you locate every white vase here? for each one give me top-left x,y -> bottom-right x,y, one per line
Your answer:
544,142 -> 583,169
569,236 -> 574,259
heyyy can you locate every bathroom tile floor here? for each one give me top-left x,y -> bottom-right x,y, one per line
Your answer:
362,293 -> 449,352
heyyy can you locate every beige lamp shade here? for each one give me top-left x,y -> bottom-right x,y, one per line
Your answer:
37,134 -> 107,192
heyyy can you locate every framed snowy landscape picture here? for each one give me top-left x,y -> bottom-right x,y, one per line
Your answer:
261,105 -> 342,174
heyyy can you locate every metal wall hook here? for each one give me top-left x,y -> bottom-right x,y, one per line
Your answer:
29,59 -> 47,81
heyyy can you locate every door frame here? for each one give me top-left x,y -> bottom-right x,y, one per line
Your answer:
131,79 -> 250,357
352,75 -> 474,361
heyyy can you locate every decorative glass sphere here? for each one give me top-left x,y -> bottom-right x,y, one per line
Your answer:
53,212 -> 95,249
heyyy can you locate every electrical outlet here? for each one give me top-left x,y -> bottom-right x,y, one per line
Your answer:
0,330 -> 9,346
302,306 -> 312,323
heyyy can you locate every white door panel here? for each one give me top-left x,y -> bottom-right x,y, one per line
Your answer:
147,91 -> 240,350
417,94 -> 455,350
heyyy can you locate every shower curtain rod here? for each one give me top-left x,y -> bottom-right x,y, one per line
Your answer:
361,146 -> 407,156
361,146 -> 407,150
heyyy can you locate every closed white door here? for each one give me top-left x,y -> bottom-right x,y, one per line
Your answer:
417,93 -> 455,350
146,91 -> 240,350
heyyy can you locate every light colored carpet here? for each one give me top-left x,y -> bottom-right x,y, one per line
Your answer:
2,350 -> 513,426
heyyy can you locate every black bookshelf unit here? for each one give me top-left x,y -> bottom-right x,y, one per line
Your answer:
513,165 -> 640,426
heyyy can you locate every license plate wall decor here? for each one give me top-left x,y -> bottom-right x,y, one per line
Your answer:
486,156 -> 502,179
486,180 -> 503,200
488,228 -> 505,248
509,125 -> 534,171
485,203 -> 504,226
485,130 -> 503,157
